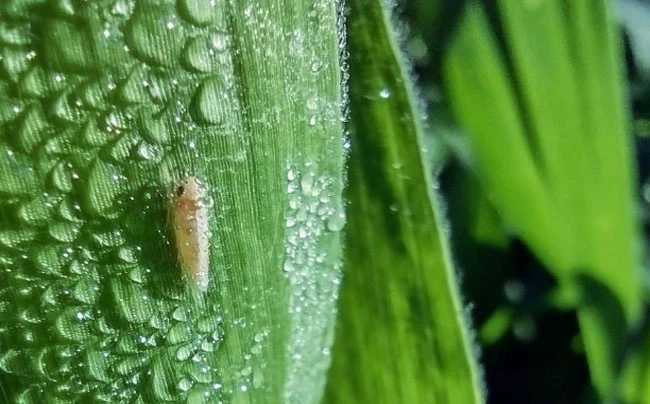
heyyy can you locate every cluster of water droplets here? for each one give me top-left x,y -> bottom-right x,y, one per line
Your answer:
227,326 -> 272,398
0,0 -> 245,401
282,163 -> 344,403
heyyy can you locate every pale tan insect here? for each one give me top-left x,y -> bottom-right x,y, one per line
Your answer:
171,176 -> 210,292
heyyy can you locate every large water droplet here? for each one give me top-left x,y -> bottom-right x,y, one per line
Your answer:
178,377 -> 193,392
126,4 -> 184,67
176,344 -> 195,361
92,228 -> 125,248
32,245 -> 67,275
86,160 -> 126,218
110,278 -> 154,323
167,322 -> 193,345
0,229 -> 37,249
0,145 -> 39,196
182,33 -> 228,73
139,108 -> 171,145
16,105 -> 47,153
136,141 -> 162,162
178,0 -> 225,27
119,65 -> 151,104
73,278 -> 100,305
48,221 -> 81,243
49,160 -> 75,193
191,77 -> 230,125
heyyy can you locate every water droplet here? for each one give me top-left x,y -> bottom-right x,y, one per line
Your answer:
86,160 -> 126,218
172,307 -> 189,322
379,87 -> 391,99
137,141 -> 162,161
110,278 -> 154,323
32,245 -> 67,275
326,209 -> 346,232
0,229 -> 37,249
178,0 -> 225,27
93,228 -> 125,247
111,0 -> 133,16
300,170 -> 315,193
191,76 -> 230,125
0,145 -> 38,196
139,108 -> 171,145
176,344 -> 194,361
49,160 -> 76,193
119,66 -> 150,104
211,32 -> 228,52
128,266 -> 149,284
195,315 -> 220,333
183,36 -> 216,73
287,168 -> 297,182
283,259 -> 295,273
16,105 -> 47,153
310,60 -> 324,73
178,377 -> 194,392
182,33 -> 229,73
55,307 -> 94,342
126,4 -> 184,67
167,322 -> 192,345
48,221 -> 81,243
306,95 -> 320,111
117,246 -> 138,264
58,197 -> 83,223
73,278 -> 99,305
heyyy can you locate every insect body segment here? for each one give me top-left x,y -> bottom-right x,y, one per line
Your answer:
172,176 -> 210,292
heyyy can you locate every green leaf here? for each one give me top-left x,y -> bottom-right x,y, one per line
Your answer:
444,1 -> 643,399
0,0 -> 344,403
324,0 -> 484,402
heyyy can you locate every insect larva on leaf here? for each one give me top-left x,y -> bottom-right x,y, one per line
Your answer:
171,175 -> 210,292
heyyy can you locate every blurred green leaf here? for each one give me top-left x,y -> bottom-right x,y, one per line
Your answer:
444,1 -> 643,399
479,308 -> 513,345
324,0 -> 484,403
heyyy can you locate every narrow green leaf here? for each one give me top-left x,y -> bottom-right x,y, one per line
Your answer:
0,1 -> 344,403
324,0 -> 484,403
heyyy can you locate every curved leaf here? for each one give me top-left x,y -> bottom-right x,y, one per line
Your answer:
324,0 -> 484,402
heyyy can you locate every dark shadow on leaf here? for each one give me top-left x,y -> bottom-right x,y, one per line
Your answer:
121,184 -> 185,301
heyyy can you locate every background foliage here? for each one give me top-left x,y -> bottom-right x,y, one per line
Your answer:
400,0 -> 650,402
